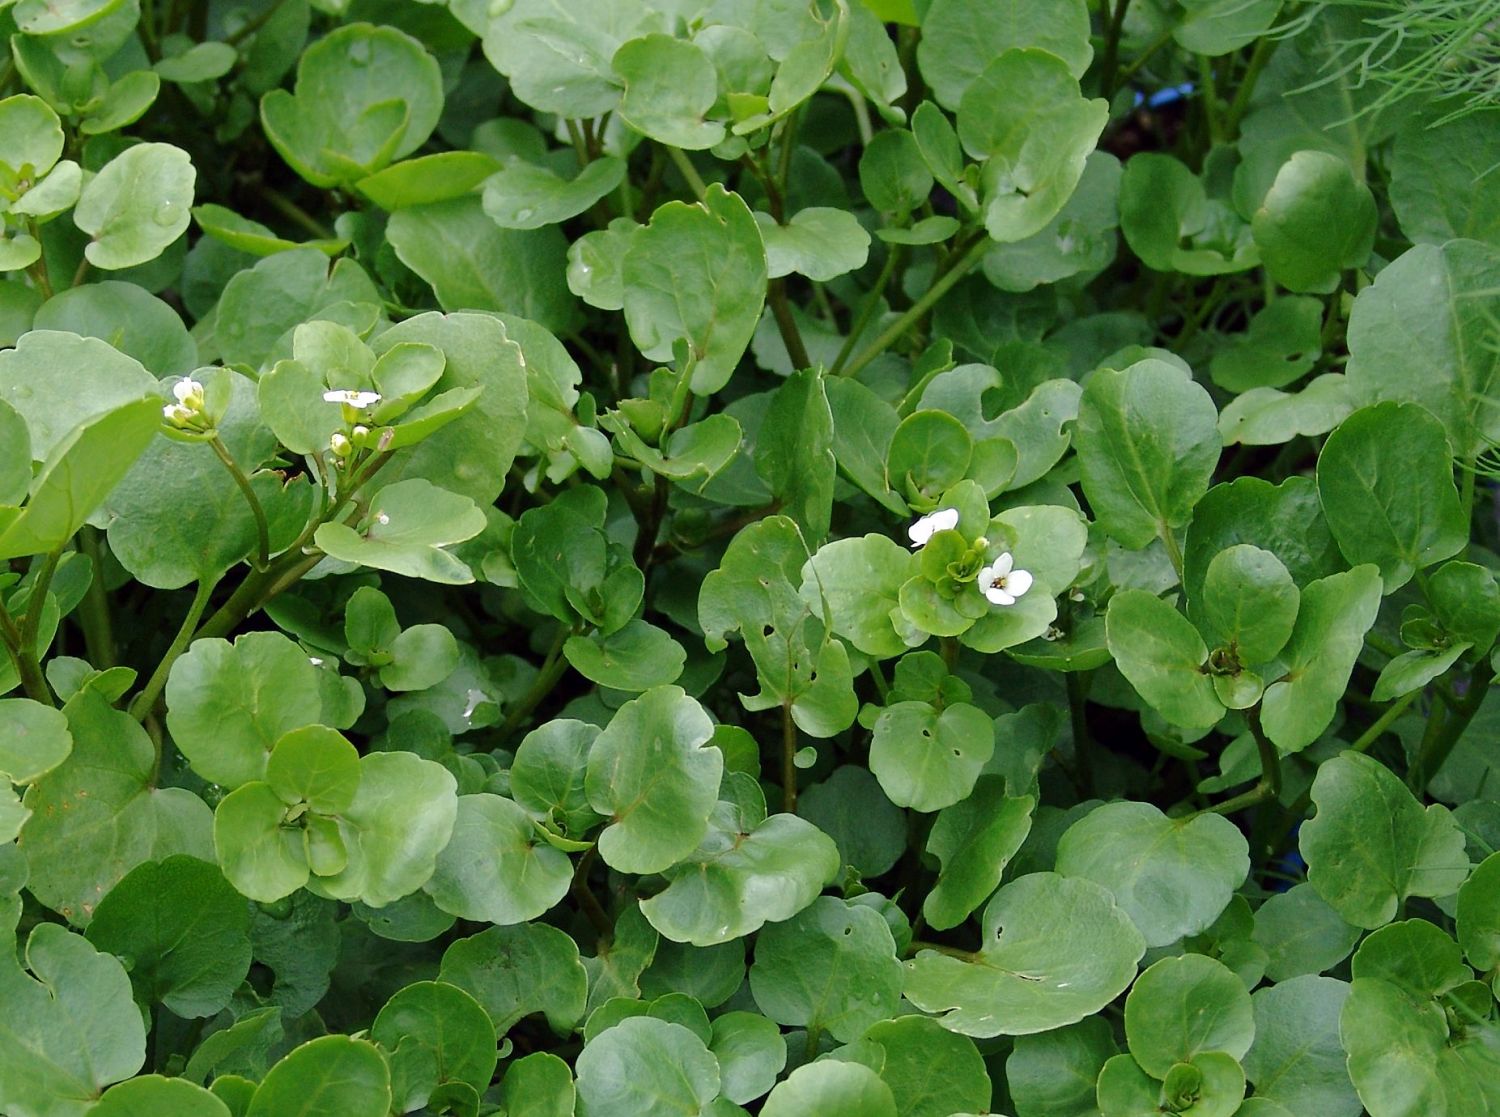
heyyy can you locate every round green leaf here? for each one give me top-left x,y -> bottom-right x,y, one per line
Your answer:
0,698 -> 71,785
20,688 -> 213,925
0,923 -> 146,1115
864,1014 -> 990,1117
1252,151 -> 1376,293
0,93 -> 64,177
564,620 -> 686,692
1457,850 -> 1500,975
32,281 -> 196,376
760,1061 -> 897,1117
265,726 -> 360,814
1077,358 -> 1222,549
314,479 -> 486,585
1243,975 -> 1358,1116
381,624 -> 460,692
1252,883 -> 1362,982
246,1035 -> 391,1117
1124,954 -> 1254,1079
1316,402 -> 1466,592
923,777 -> 1035,930
1106,590 -> 1222,731
613,34 -> 724,150
801,535 -> 916,659
759,207 -> 871,282
500,1051 -> 575,1117
440,923 -> 588,1036
1351,919 -> 1470,1001
0,329 -> 157,461
1119,153 -> 1258,275
74,143 -> 195,270
213,781 -> 308,904
859,129 -> 933,216
869,700 -> 994,812
483,156 -> 626,230
511,718 -> 604,840
799,765 -> 907,880
903,872 -> 1145,1037
84,856 -> 251,1018
575,1016 -> 719,1117
1197,544 -> 1299,664
424,793 -> 571,925
709,1012 -> 785,1106
1301,751 -> 1471,929
165,631 -> 324,789
370,980 -> 497,1111
1055,801 -> 1249,947
96,1075 -> 230,1117
640,812 -> 840,946
585,685 -> 723,875
917,0 -> 1092,107
1007,1017 -> 1119,1117
749,895 -> 903,1042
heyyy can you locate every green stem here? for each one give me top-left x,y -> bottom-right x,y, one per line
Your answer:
1115,28 -> 1174,87
0,596 -> 52,706
768,279 -> 812,370
829,244 -> 904,376
1097,0 -> 1133,100
1202,710 -> 1281,817
497,627 -> 574,742
782,701 -> 798,813
1409,660 -> 1494,793
1223,35 -> 1279,137
1159,523 -> 1185,581
839,236 -> 989,379
21,548 -> 62,654
76,527 -> 117,668
904,939 -> 978,961
664,146 -> 708,203
1198,54 -> 1224,144
128,577 -> 219,722
210,436 -> 270,570
1066,671 -> 1096,797
1349,690 -> 1420,754
259,186 -> 332,240
570,846 -> 612,936
224,0 -> 289,45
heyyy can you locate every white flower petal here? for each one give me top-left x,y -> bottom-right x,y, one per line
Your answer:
172,377 -> 203,403
323,389 -> 382,408
1007,569 -> 1034,598
930,507 -> 959,533
985,585 -> 1015,606
992,552 -> 1014,577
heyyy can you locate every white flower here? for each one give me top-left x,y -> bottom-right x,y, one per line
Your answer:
329,432 -> 352,457
907,507 -> 960,548
162,402 -> 195,425
323,389 -> 381,408
977,552 -> 1033,607
375,512 -> 390,526
172,376 -> 204,406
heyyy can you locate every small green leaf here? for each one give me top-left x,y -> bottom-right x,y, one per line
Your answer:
73,143 -> 195,269
96,1076 -> 230,1117
0,698 -> 71,784
1197,544 -> 1300,664
1253,151 -> 1376,293
923,777 -> 1034,931
758,207 -> 871,282
864,1014 -> 990,1117
868,700 -> 994,812
246,1035 -> 391,1117
575,1016 -> 719,1117
314,479 -> 487,584
483,156 -> 626,230
1124,954 -> 1254,1078
370,980 -> 497,1111
1244,976 -> 1359,1116
440,923 -> 588,1036
917,0 -> 1092,107
1007,1018 -> 1119,1117
1106,590 -> 1222,730
425,794 -> 571,925
613,35 -> 724,150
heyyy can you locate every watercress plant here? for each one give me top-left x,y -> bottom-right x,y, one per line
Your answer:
1,0 -> 1498,1114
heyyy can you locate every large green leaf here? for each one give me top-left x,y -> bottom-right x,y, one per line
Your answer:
904,873 -> 1145,1036
20,687 -> 212,926
73,143 -> 194,269
84,856 -> 250,1019
620,184 -> 766,396
440,924 -> 588,1035
424,793 -> 571,925
1243,975 -> 1359,1116
1076,359 -> 1221,550
1055,801 -> 1249,947
749,895 -> 903,1042
574,1017 -> 720,1117
585,686 -> 722,875
245,1035 -> 391,1117
1123,954 -> 1254,1078
0,923 -> 146,1117
1316,402 -> 1466,591
922,777 -> 1034,931
1390,112 -> 1500,248
917,0 -> 1092,107
369,981 -> 497,1113
1302,752 -> 1471,928
1345,239 -> 1500,459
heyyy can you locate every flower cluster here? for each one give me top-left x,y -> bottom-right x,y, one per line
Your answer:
324,388 -> 381,463
906,507 -> 1032,608
161,376 -> 205,428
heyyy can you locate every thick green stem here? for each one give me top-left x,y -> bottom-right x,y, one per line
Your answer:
21,547 -> 63,655
0,599 -> 51,705
1349,690 -> 1420,754
498,627 -> 574,742
665,146 -> 708,202
1223,35 -> 1279,137
1097,0 -> 1133,100
128,577 -> 219,722
76,528 -> 117,668
1202,710 -> 1281,817
768,278 -> 812,370
829,244 -> 904,376
839,237 -> 989,379
1410,660 -> 1494,792
210,436 -> 270,570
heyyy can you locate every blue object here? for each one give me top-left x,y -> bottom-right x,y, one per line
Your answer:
1133,82 -> 1196,109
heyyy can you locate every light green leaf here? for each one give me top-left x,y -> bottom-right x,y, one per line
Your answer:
0,329 -> 157,461
0,922 -> 146,1117
73,143 -> 194,269
585,685 -> 723,874
1055,801 -> 1249,947
482,0 -> 653,118
575,1017 -> 720,1117
613,35 -> 724,150
1302,752 -> 1471,928
246,1035 -> 391,1117
1197,544 -> 1299,664
483,156 -> 626,230
1217,374 -> 1354,447
750,895 -> 903,1042
500,1052 -> 576,1117
1390,112 -> 1500,247
1252,883 -> 1362,982
758,207 -> 871,282
440,923 -> 588,1036
1252,150 -> 1376,293
425,794 -> 571,925
621,184 -> 766,396
1210,296 -> 1323,392
1174,0 -> 1282,55
1076,359 -> 1221,549
314,479 -> 486,584
1124,954 -> 1255,1078
511,719 -> 604,841
917,0 -> 1092,107
1244,976 -> 1360,1116
1260,566 -> 1384,753
1316,402 -> 1466,592
1345,239 -> 1500,460
370,981 -> 497,1112
356,151 -> 503,211
96,1076 -> 230,1117
20,687 -> 212,926
868,700 -> 994,812
564,620 -> 685,692
166,631 -> 323,789
802,535 -> 917,659
0,698 -> 71,784
923,777 -> 1034,930
213,781 -> 308,903
864,1014 -> 990,1117
799,765 -> 907,880
1119,154 -> 1258,275
761,1061 -> 896,1117
755,367 -> 836,542
904,873 -> 1145,1036
640,812 -> 839,946
1105,590 -> 1222,730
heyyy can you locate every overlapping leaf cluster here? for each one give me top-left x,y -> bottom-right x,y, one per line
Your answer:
1,0 -> 1499,1114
